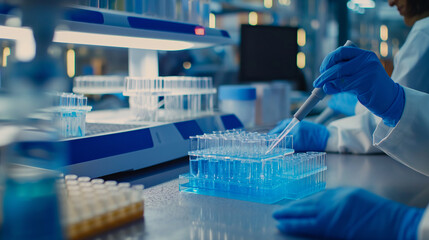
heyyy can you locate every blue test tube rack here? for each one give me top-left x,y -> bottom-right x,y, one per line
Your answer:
179,130 -> 327,204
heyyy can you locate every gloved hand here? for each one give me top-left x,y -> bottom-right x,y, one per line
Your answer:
269,119 -> 329,152
328,92 -> 358,116
314,46 -> 405,127
273,187 -> 424,240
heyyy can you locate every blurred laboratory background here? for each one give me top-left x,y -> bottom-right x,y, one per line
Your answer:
0,0 -> 407,110
0,1 -> 419,239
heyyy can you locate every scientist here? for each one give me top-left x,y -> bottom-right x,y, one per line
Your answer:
271,0 -> 429,153
273,45 -> 429,239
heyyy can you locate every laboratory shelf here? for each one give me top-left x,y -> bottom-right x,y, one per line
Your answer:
62,110 -> 244,178
0,3 -> 232,49
212,1 -> 272,14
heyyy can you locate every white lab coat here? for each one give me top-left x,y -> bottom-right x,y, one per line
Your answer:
369,87 -> 429,239
325,16 -> 429,154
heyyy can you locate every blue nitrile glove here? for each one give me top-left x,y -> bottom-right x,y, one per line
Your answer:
328,92 -> 358,116
314,46 -> 405,127
269,119 -> 329,152
273,187 -> 424,240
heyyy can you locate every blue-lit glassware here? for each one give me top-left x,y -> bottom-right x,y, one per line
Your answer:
180,130 -> 327,204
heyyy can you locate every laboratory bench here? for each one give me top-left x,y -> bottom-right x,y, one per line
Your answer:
96,153 -> 429,240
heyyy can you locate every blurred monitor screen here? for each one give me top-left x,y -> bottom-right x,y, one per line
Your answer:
239,25 -> 306,90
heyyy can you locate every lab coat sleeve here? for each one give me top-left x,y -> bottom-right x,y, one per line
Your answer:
325,111 -> 382,154
391,26 -> 429,95
373,87 -> 429,176
419,206 -> 429,240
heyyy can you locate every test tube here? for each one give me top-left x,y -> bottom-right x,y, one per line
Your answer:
201,0 -> 210,26
180,0 -> 190,22
239,159 -> 251,193
79,0 -> 90,6
116,0 -> 125,10
65,174 -> 78,181
100,0 -> 108,8
157,0 -> 167,19
143,0 -> 158,17
250,158 -> 262,185
125,0 -> 134,12
197,135 -> 208,178
108,0 -> 116,9
78,176 -> 91,182
134,0 -> 143,14
207,155 -> 218,182
263,159 -> 273,182
93,184 -> 105,191
105,180 -> 117,186
189,136 -> 198,154
189,0 -> 201,24
89,0 -> 99,7
189,155 -> 199,177
164,0 -> 176,20
118,182 -> 131,188
79,182 -> 92,188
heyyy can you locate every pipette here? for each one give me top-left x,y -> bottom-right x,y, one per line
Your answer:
265,40 -> 356,154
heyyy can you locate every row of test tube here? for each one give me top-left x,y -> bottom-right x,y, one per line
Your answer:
124,76 -> 214,95
189,129 -> 294,159
180,130 -> 327,202
53,93 -> 92,138
61,174 -> 144,240
73,75 -> 125,94
124,76 -> 216,122
54,93 -> 92,111
73,0 -> 211,26
282,152 -> 327,179
181,150 -> 326,202
188,151 -> 325,184
180,168 -> 326,201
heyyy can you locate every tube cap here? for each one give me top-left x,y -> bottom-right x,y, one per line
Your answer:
218,85 -> 257,101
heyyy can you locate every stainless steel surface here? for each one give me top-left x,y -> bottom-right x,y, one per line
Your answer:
326,154 -> 429,208
107,153 -> 429,239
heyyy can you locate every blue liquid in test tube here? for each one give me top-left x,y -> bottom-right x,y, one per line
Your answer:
189,155 -> 199,177
125,0 -> 134,12
90,0 -> 99,7
134,0 -> 143,14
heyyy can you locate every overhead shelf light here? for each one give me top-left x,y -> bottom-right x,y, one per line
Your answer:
2,47 -> 10,67
380,25 -> 388,41
380,42 -> 388,57
0,25 -> 196,53
278,0 -> 291,6
0,25 -> 35,61
0,6 -> 231,52
349,0 -> 375,8
54,30 -> 194,51
297,28 -> 306,47
264,0 -> 273,9
249,12 -> 258,26
347,0 -> 375,14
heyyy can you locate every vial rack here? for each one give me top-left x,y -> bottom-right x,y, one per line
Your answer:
123,76 -> 216,122
53,93 -> 92,138
73,75 -> 125,94
179,130 -> 327,204
61,175 -> 144,240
